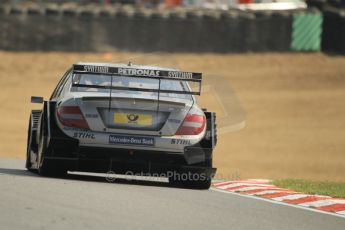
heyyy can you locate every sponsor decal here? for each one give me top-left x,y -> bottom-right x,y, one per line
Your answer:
118,68 -> 160,77
109,135 -> 155,146
84,65 -> 109,74
168,71 -> 193,79
85,113 -> 99,118
73,132 -> 95,139
171,139 -> 191,145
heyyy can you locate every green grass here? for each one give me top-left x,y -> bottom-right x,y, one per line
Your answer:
273,179 -> 345,198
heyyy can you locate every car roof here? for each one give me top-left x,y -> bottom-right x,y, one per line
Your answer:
76,62 -> 178,72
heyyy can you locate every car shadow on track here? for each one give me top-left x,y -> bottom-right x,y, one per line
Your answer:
0,167 -> 40,177
0,167 -> 193,190
67,173 -> 173,189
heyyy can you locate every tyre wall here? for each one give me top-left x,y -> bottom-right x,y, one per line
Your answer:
0,5 -> 324,53
322,8 -> 345,54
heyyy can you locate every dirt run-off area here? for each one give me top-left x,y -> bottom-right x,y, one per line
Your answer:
0,51 -> 344,182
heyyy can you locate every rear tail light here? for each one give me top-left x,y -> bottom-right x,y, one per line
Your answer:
175,114 -> 206,135
57,106 -> 89,129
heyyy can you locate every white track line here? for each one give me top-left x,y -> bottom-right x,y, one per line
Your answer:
213,180 -> 270,187
228,186 -> 279,192
216,183 -> 251,190
216,183 -> 274,190
210,187 -> 345,219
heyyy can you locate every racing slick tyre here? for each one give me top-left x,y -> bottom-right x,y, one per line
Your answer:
168,170 -> 212,190
25,117 -> 37,172
37,120 -> 67,177
183,177 -> 212,190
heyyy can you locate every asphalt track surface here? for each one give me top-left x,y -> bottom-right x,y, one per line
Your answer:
0,158 -> 344,230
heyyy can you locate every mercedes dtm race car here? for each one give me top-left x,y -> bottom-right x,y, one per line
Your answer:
26,62 -> 217,189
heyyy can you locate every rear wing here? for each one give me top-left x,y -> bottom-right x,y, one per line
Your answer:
72,64 -> 202,95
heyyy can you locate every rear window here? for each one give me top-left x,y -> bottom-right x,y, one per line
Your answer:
71,73 -> 193,100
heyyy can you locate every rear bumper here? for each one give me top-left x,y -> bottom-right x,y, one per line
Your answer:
47,132 -> 215,176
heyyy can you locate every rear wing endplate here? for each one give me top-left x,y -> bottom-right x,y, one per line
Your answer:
72,64 -> 202,95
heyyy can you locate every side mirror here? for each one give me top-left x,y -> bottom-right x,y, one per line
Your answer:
31,96 -> 44,104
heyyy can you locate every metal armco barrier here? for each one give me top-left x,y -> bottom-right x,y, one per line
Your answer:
291,11 -> 323,51
0,5 -> 323,53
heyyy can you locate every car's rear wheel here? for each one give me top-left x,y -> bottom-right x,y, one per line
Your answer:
168,171 -> 212,190
37,129 -> 49,176
183,178 -> 212,189
37,120 -> 67,177
25,117 -> 36,172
